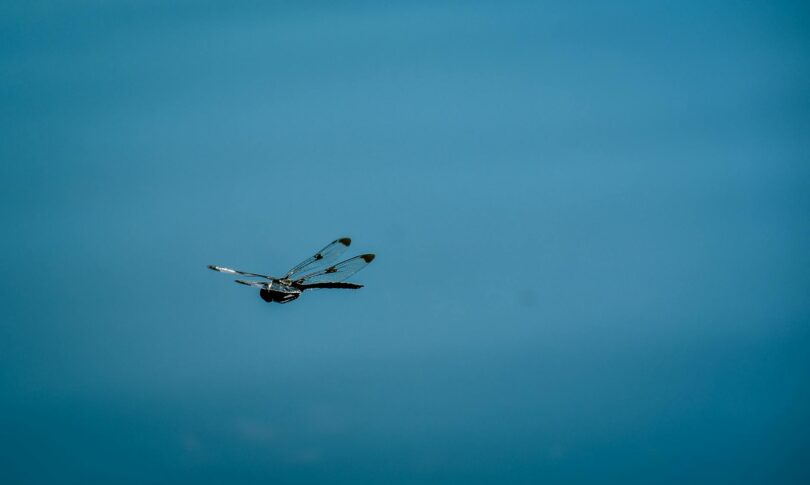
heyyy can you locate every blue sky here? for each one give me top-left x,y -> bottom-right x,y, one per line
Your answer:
1,1 -> 809,483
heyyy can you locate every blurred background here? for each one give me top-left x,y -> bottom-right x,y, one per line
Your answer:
1,1 -> 808,483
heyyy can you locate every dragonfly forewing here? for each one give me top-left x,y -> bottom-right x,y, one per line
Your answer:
283,237 -> 352,279
295,254 -> 375,284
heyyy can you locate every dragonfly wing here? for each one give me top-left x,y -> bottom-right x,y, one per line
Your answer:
271,282 -> 301,294
284,237 -> 352,279
234,279 -> 268,288
209,265 -> 273,279
235,279 -> 301,294
295,254 -> 375,284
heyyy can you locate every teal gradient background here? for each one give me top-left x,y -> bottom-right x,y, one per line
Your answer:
1,1 -> 808,483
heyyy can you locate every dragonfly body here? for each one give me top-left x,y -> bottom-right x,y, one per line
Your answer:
260,284 -> 301,304
208,237 -> 375,304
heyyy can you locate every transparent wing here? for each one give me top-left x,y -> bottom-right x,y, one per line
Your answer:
235,279 -> 300,294
295,254 -> 375,284
270,282 -> 300,294
209,265 -> 273,279
234,279 -> 269,288
284,237 -> 352,279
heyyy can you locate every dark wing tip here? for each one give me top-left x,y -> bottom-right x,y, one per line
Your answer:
207,265 -> 218,271
361,253 -> 375,263
338,237 -> 351,246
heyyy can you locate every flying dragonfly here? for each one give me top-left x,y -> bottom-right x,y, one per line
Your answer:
208,237 -> 375,304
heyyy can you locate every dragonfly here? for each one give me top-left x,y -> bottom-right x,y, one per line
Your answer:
208,237 -> 375,304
